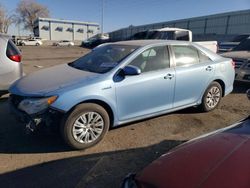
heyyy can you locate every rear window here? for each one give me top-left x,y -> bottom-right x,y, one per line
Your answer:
173,45 -> 200,66
147,31 -> 175,40
6,39 -> 21,57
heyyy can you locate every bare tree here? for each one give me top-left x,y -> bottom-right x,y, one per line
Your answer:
16,0 -> 49,34
0,4 -> 14,34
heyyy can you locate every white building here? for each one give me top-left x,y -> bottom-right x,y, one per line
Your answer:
34,17 -> 100,41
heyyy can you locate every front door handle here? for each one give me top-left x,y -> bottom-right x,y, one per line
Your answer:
206,66 -> 213,71
164,73 -> 174,80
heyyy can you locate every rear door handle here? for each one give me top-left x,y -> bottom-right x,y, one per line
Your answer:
206,66 -> 213,71
164,73 -> 174,80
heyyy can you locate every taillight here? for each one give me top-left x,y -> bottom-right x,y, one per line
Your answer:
231,60 -> 235,68
8,54 -> 22,62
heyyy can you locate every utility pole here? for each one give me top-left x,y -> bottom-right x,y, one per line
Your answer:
101,0 -> 104,34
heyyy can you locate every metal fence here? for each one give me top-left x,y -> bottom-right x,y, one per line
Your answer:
109,9 -> 250,42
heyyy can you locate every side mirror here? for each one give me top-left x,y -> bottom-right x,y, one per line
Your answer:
123,65 -> 141,76
247,89 -> 250,100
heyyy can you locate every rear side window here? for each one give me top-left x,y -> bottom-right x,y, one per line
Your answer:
199,51 -> 211,62
6,40 -> 20,57
172,45 -> 199,66
129,46 -> 170,73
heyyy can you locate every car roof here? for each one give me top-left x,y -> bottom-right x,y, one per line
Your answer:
113,39 -> 191,47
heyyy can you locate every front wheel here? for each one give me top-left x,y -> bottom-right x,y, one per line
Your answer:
60,103 -> 110,150
199,82 -> 222,112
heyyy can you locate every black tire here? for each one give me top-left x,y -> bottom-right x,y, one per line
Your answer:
199,81 -> 222,112
36,43 -> 39,46
60,103 -> 110,150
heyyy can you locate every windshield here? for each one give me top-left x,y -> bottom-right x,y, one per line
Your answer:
146,31 -> 175,40
69,44 -> 138,73
232,38 -> 250,51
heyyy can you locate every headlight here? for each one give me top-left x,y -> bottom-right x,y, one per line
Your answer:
18,96 -> 57,115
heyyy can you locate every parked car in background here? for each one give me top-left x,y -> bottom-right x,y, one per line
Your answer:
129,31 -> 149,40
30,37 -> 43,41
122,103 -> 250,188
219,34 -> 250,52
20,39 -> 43,46
53,40 -> 75,46
9,40 -> 234,149
128,28 -> 218,53
221,37 -> 250,82
82,33 -> 109,48
0,34 -> 23,96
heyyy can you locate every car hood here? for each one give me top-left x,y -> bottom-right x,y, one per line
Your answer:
9,64 -> 100,96
135,117 -> 250,188
221,51 -> 250,60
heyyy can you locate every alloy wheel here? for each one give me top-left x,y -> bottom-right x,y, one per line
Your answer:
72,112 -> 104,144
206,86 -> 221,109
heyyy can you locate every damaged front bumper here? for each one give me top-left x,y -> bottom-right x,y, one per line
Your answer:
9,94 -> 63,133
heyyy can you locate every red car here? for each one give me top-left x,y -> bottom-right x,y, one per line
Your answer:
122,90 -> 250,188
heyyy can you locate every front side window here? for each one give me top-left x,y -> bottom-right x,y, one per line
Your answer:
129,46 -> 170,73
173,45 -> 200,66
69,44 -> 138,73
78,29 -> 84,33
56,27 -> 63,32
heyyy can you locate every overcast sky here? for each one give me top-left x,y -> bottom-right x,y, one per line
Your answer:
2,0 -> 250,35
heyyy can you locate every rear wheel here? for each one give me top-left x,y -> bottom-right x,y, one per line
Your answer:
61,103 -> 110,150
36,43 -> 40,46
200,82 -> 222,112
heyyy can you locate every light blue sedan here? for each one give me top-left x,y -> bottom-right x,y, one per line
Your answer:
9,40 -> 235,149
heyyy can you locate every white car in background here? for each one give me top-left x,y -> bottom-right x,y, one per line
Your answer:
20,39 -> 43,46
53,40 -> 74,46
130,27 -> 218,53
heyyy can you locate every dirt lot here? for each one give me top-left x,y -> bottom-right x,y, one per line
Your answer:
0,46 -> 249,188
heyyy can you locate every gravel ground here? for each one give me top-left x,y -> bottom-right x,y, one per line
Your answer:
0,46 -> 249,188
